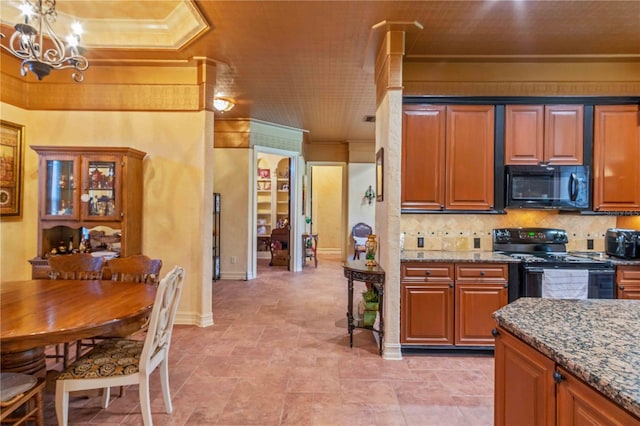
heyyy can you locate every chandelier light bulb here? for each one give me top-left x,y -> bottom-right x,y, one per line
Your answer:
18,2 -> 34,20
70,21 -> 83,36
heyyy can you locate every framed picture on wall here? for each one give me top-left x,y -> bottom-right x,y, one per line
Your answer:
376,147 -> 383,202
0,120 -> 24,219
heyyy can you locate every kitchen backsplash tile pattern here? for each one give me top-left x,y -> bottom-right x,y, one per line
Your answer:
401,211 -> 624,252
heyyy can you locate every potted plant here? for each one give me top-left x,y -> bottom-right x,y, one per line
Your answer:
361,289 -> 379,326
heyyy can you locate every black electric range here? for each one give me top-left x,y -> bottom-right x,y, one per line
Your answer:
493,227 -> 615,300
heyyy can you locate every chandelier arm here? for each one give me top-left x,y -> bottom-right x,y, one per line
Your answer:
3,0 -> 89,81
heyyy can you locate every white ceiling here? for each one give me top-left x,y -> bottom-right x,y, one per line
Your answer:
2,0 -> 639,143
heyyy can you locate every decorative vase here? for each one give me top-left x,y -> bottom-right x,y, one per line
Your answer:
365,234 -> 377,266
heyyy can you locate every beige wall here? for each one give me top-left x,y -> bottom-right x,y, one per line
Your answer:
311,166 -> 343,252
0,103 -> 215,326
213,148 -> 251,279
347,163 -> 376,253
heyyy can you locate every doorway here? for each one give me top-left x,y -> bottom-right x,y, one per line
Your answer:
251,147 -> 299,279
308,163 -> 347,258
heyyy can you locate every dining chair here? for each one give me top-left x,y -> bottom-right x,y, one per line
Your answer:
55,265 -> 186,426
0,373 -> 45,426
75,254 -> 163,380
108,254 -> 163,286
352,222 -> 373,260
48,253 -> 104,280
47,253 -> 105,369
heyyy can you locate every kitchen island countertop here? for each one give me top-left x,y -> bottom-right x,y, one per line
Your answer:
493,298 -> 640,418
401,250 -> 518,263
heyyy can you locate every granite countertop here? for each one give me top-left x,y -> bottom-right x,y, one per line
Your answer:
401,250 -> 519,263
569,251 -> 640,266
494,298 -> 640,418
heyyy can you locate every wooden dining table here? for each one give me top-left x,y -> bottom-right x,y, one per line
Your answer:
1,279 -> 156,377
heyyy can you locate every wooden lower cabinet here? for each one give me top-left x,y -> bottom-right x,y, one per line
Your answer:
616,265 -> 640,299
495,327 -> 639,426
557,366 -> 639,425
401,262 -> 507,347
455,282 -> 508,345
494,327 -> 556,426
401,263 -> 454,344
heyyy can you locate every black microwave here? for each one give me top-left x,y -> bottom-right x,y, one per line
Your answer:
505,165 -> 590,210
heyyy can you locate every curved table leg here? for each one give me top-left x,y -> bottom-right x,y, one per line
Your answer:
1,347 -> 47,378
347,276 -> 354,347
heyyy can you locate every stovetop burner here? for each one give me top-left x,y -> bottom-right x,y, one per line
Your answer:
493,227 -> 612,267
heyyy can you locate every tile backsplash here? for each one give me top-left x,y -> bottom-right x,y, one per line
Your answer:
401,210 -> 623,252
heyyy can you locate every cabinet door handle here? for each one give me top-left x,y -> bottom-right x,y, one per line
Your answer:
553,371 -> 565,384
425,271 -> 431,276
449,283 -> 454,288
619,285 -> 625,290
491,328 -> 500,337
480,271 -> 485,276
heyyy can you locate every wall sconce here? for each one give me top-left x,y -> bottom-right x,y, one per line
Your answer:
213,96 -> 235,113
364,185 -> 375,204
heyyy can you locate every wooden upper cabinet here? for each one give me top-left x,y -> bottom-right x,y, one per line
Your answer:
446,105 -> 495,210
505,105 -> 583,165
402,105 -> 446,210
504,105 -> 545,165
593,105 -> 640,212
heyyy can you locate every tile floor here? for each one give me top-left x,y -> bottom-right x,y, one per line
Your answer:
41,254 -> 494,425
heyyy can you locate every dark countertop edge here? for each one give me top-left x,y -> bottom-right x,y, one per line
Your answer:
494,315 -> 640,419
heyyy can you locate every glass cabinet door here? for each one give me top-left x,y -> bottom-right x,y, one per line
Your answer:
81,156 -> 120,221
42,156 -> 80,220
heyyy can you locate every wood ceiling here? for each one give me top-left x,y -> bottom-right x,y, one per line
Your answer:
2,0 -> 639,143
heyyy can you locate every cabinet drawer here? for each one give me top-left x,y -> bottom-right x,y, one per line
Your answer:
401,263 -> 454,283
456,263 -> 508,282
617,265 -> 640,283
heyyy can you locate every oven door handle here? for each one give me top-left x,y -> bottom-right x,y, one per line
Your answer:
523,267 -> 545,273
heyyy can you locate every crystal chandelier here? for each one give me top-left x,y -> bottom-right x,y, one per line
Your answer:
0,0 -> 89,82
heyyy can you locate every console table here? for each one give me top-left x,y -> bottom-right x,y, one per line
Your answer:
343,259 -> 385,355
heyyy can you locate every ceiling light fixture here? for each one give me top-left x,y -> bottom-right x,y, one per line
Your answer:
213,97 -> 235,113
0,0 -> 89,82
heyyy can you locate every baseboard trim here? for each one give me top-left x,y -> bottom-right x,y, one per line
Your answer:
219,272 -> 248,280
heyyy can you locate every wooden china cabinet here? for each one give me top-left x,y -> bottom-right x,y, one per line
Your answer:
29,146 -> 146,278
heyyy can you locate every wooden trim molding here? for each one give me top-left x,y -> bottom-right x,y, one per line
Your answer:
404,81 -> 640,97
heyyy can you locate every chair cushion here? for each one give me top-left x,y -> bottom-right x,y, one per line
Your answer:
57,339 -> 143,380
353,237 -> 368,247
0,373 -> 37,402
